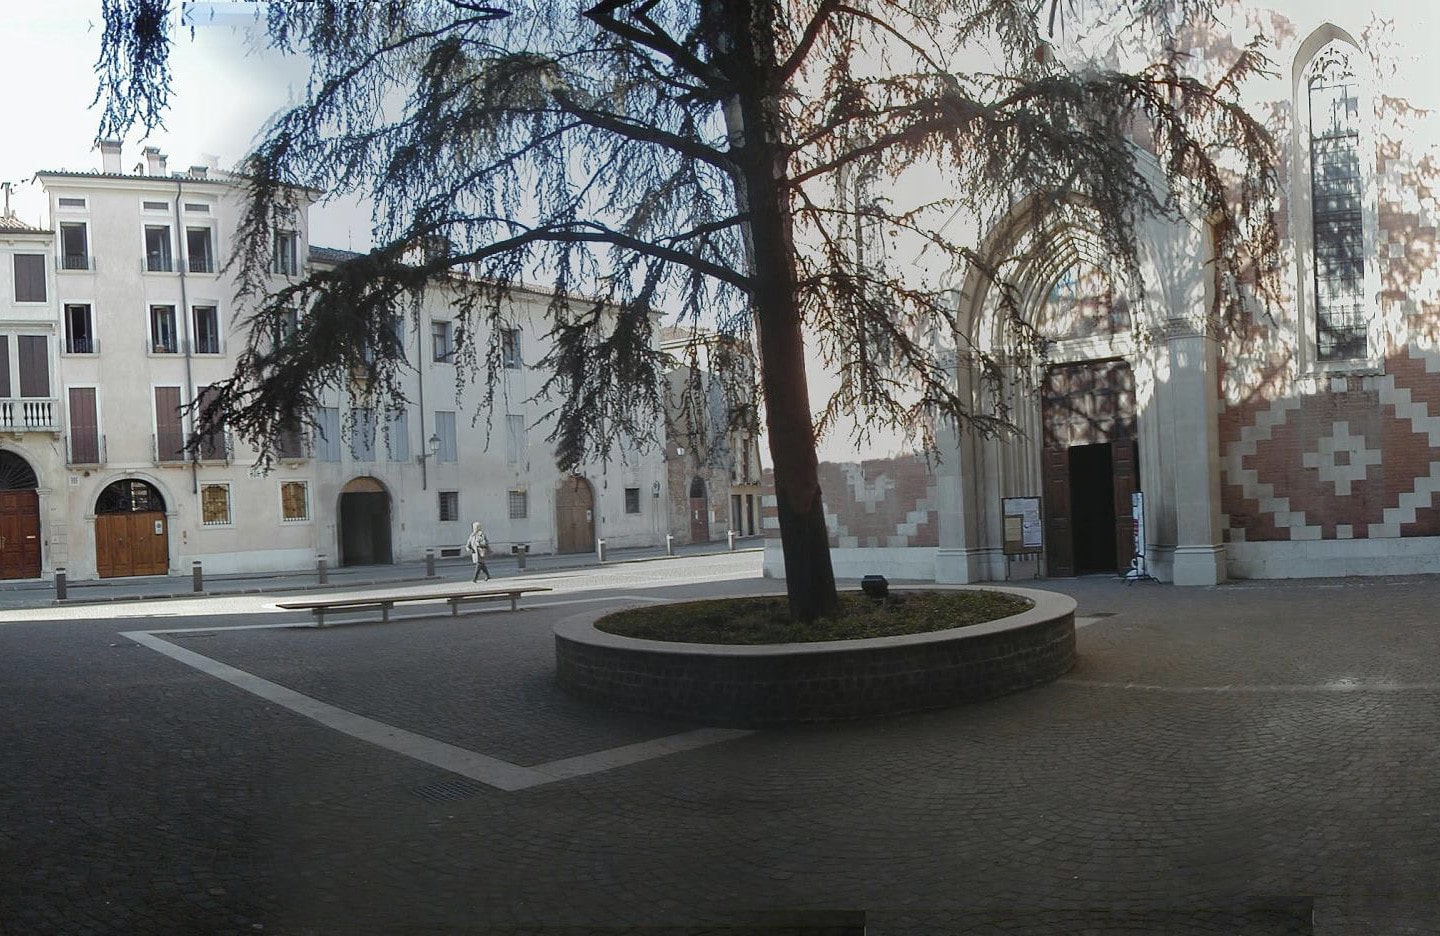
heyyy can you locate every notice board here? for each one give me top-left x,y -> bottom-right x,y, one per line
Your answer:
1001,496 -> 1044,556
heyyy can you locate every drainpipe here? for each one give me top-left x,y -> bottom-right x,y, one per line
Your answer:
417,315 -> 428,491
174,180 -> 198,495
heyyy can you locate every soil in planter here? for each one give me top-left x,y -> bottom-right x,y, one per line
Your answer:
597,590 -> 1033,645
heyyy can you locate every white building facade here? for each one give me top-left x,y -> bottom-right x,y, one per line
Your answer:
11,143 -> 669,582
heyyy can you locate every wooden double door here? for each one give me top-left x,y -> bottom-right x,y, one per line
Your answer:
96,512 -> 169,578
1041,359 -> 1139,577
555,477 -> 595,554
0,490 -> 41,579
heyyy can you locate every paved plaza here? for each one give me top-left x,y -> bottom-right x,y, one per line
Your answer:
1,556 -> 1438,934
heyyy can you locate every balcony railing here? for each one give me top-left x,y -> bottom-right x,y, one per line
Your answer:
193,429 -> 235,464
66,432 -> 107,466
58,254 -> 93,271
0,399 -> 59,432
154,432 -> 188,465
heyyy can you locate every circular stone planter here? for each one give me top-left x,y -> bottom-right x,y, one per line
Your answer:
554,585 -> 1076,727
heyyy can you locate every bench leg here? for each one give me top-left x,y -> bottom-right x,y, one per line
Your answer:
315,608 -> 326,627
381,603 -> 391,623
510,594 -> 518,612
451,601 -> 458,616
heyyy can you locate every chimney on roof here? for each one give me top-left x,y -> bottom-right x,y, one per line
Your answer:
188,165 -> 208,180
142,146 -> 167,177
99,139 -> 122,174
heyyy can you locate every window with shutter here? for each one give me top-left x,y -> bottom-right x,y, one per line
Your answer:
68,387 -> 100,464
154,386 -> 185,462
17,336 -> 49,398
13,254 -> 46,301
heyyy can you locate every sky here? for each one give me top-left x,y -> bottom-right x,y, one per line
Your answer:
0,1 -> 369,250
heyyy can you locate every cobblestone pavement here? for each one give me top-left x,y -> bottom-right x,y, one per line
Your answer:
1,563 -> 1438,934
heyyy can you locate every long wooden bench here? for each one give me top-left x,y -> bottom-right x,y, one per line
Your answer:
277,586 -> 552,626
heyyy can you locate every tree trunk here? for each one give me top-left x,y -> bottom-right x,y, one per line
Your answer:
718,0 -> 839,622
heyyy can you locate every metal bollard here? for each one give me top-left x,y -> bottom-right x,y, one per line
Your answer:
665,533 -> 674,557
192,560 -> 204,593
596,538 -> 606,563
514,544 -> 528,572
317,554 -> 328,585
425,548 -> 435,578
55,567 -> 67,601
728,530 -> 736,552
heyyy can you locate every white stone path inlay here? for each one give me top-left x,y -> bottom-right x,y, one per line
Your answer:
122,596 -> 751,792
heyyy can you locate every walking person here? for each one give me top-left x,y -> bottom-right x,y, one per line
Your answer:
465,521 -> 491,582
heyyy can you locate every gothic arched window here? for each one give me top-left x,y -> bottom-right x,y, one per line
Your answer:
1307,45 -> 1367,362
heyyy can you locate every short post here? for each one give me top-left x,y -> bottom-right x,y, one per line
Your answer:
665,533 -> 674,557
728,530 -> 736,552
425,548 -> 435,578
192,560 -> 203,593
317,554 -> 328,585
515,544 -> 528,572
596,538 -> 606,563
54,567 -> 67,601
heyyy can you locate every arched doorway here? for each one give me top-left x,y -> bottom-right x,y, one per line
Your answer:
555,476 -> 595,554
1040,359 -> 1138,576
95,479 -> 169,578
339,477 -> 393,565
0,451 -> 41,579
689,477 -> 710,543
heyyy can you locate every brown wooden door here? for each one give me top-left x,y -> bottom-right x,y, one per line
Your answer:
1112,438 -> 1138,575
688,478 -> 709,543
1042,446 -> 1073,577
96,512 -> 168,578
555,477 -> 594,554
0,490 -> 41,579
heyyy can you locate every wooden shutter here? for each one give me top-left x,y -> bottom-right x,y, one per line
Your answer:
196,385 -> 225,460
154,387 -> 184,462
0,336 -> 10,398
13,255 -> 45,302
68,388 -> 99,463
17,336 -> 49,398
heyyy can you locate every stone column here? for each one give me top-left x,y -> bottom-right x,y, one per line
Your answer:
1161,318 -> 1227,585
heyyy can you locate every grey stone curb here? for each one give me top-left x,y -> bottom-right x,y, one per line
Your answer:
50,575 -> 442,607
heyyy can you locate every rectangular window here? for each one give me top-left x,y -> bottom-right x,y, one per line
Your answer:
431,320 -> 454,362
315,406 -> 341,462
186,227 -> 214,273
184,202 -> 209,214
142,200 -> 169,212
625,487 -> 641,514
192,305 -> 220,354
501,328 -> 522,369
13,254 -> 46,301
194,384 -> 227,461
18,335 -> 49,398
0,336 -> 8,397
68,387 -> 101,465
281,481 -> 309,522
435,410 -> 457,463
349,407 -> 376,462
65,304 -> 95,354
144,225 -> 172,272
150,305 -> 178,353
273,230 -> 299,275
275,421 -> 306,460
505,413 -> 525,465
59,223 -> 89,270
1310,76 -> 1367,362
273,307 -> 300,351
57,197 -> 86,209
438,490 -> 460,522
387,407 -> 410,461
507,489 -> 528,520
154,386 -> 185,462
201,483 -> 232,526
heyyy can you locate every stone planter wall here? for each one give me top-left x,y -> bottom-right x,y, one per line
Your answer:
554,586 -> 1076,727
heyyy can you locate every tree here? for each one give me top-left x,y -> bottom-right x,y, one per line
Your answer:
97,0 -> 1278,621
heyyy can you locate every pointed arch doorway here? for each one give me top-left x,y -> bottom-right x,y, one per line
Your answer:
95,479 -> 169,578
0,451 -> 41,579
